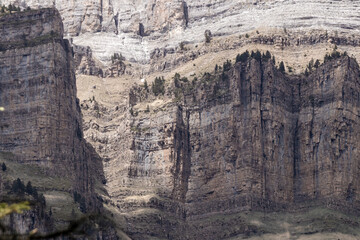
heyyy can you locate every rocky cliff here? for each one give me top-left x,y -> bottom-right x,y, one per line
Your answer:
80,53 -> 360,239
2,3 -> 360,240
1,0 -> 360,67
0,8 -> 110,236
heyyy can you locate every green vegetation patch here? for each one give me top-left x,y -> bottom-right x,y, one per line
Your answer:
0,152 -> 72,191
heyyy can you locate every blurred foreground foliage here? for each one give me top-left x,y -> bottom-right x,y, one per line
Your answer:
0,202 -> 30,219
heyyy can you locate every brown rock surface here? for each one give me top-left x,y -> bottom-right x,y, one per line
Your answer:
80,54 -> 360,239
0,9 -> 108,234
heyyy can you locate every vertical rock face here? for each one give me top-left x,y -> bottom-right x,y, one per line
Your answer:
83,55 -> 360,238
182,59 -> 297,216
2,0 -> 360,64
295,57 -> 360,204
0,9 -> 103,208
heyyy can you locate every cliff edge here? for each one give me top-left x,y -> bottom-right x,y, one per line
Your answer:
0,8 -> 113,237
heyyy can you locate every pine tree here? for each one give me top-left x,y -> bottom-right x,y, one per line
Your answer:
307,59 -> 314,72
26,181 -> 33,195
144,80 -> 148,92
265,51 -> 271,60
279,61 -> 285,73
223,60 -> 232,72
12,178 -> 25,194
152,77 -> 165,96
1,162 -> 6,171
314,59 -> 320,68
236,51 -> 250,63
251,50 -> 261,62
305,68 -> 309,77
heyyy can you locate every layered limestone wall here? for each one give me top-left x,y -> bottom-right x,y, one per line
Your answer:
80,55 -> 360,239
1,0 -> 360,64
0,9 -> 104,210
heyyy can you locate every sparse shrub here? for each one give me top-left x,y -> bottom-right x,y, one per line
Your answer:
181,77 -> 189,82
25,181 -> 33,195
152,76 -> 165,96
314,59 -> 320,68
138,23 -> 145,37
145,105 -> 150,113
111,53 -> 125,64
223,60 -> 232,72
173,73 -> 181,87
324,48 -> 342,63
305,68 -> 309,76
179,41 -> 186,51
236,51 -> 250,63
245,33 -> 249,38
263,50 -> 272,61
11,178 -> 25,195
307,59 -> 314,72
251,50 -> 262,62
331,50 -> 341,59
279,61 -> 285,73
205,30 -> 212,43
221,72 -> 229,82
143,80 -> 149,92
324,53 -> 331,62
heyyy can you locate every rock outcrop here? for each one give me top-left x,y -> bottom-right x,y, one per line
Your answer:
81,54 -> 360,239
0,8 -> 108,235
1,0 -> 360,66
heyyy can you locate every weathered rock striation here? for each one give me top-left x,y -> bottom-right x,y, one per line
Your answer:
0,8 -> 105,227
1,0 -> 360,66
81,54 -> 360,239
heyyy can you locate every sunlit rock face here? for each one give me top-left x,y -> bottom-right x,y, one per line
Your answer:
1,0 -> 359,64
0,9 -> 104,210
81,55 -> 360,239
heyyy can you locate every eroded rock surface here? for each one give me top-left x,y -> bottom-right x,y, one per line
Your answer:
81,55 -> 360,239
1,0 -> 360,66
0,9 -> 106,233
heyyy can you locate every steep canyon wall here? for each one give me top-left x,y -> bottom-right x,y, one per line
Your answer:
1,0 -> 360,65
0,9 -> 104,215
81,55 -> 360,239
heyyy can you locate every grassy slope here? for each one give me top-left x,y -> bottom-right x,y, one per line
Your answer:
0,152 -> 83,229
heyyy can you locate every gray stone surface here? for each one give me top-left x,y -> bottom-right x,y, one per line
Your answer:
80,54 -> 360,239
1,0 -> 360,64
